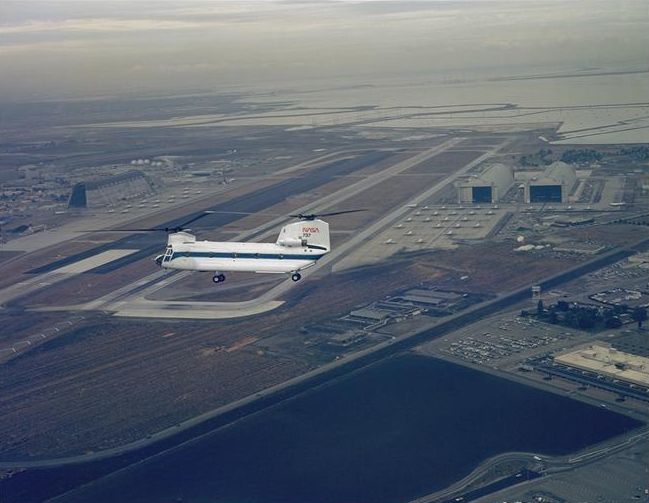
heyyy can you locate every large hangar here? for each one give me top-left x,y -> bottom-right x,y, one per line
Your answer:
457,163 -> 514,204
68,171 -> 154,209
525,161 -> 577,203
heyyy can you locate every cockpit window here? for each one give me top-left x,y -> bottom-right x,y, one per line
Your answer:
163,246 -> 174,262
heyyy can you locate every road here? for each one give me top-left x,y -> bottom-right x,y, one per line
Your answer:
410,410 -> 648,503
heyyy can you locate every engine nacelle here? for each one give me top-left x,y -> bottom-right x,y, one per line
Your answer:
277,237 -> 305,247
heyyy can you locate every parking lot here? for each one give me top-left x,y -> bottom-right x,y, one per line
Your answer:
427,312 -> 587,368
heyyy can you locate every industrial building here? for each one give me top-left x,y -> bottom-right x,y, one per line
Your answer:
525,161 -> 577,203
68,171 -> 154,209
456,164 -> 514,203
555,343 -> 649,387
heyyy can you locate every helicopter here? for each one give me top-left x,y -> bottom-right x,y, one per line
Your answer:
96,209 -> 365,283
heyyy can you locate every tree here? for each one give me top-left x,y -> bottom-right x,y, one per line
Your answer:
632,307 -> 648,328
560,149 -> 603,164
564,311 -> 579,328
577,310 -> 597,329
605,317 -> 623,329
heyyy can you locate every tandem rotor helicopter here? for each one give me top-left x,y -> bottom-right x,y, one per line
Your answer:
100,209 -> 365,284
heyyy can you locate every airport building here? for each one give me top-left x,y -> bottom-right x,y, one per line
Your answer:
68,171 -> 154,209
456,164 -> 514,204
525,161 -> 577,203
555,343 -> 649,387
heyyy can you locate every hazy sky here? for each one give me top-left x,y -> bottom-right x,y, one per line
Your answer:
0,0 -> 647,100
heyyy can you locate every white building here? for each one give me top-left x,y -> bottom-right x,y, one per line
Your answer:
456,164 -> 514,204
525,161 -> 577,203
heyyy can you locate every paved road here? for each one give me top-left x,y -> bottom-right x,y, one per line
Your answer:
410,427 -> 649,503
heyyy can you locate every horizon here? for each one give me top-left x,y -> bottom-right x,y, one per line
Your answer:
1,0 -> 647,101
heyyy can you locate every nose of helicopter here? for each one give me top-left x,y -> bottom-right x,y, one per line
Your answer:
154,255 -> 164,266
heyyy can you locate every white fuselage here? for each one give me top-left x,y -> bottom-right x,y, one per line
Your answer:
161,239 -> 326,274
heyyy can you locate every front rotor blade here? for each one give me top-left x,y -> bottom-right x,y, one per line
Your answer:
83,228 -> 167,233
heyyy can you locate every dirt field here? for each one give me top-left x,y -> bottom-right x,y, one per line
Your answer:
0,311 -> 76,358
555,223 -> 647,247
408,240 -> 584,294
0,318 -> 312,459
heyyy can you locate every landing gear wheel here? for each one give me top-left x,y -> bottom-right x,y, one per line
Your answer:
212,273 -> 226,283
291,272 -> 302,282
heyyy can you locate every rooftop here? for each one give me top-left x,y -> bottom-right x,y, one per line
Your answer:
555,343 -> 649,387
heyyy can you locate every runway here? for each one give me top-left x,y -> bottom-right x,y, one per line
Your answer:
7,137 -> 509,319
28,150 -> 393,275
0,150 -> 390,310
81,137 -> 511,318
0,249 -> 139,307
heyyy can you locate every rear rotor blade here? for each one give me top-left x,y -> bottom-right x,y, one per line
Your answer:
316,209 -> 368,218
174,210 -> 215,230
289,209 -> 368,220
196,210 -> 283,218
